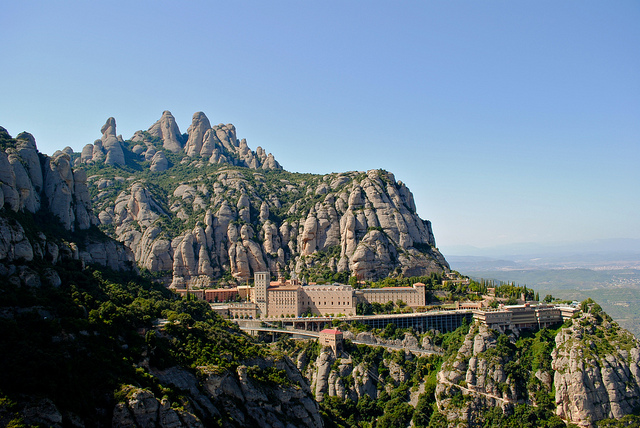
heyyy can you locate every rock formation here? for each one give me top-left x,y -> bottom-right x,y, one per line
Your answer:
150,151 -> 169,172
100,117 -> 125,166
185,112 -> 211,157
111,358 -> 322,428
146,110 -> 184,153
431,306 -> 640,428
435,323 -> 518,427
552,302 -> 640,427
79,110 -> 282,171
7,113 -> 449,286
0,127 -> 134,273
72,114 -> 450,286
89,165 -> 448,287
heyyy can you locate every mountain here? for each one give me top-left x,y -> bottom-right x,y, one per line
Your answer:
71,111 -> 449,286
3,119 -> 640,428
0,126 -> 134,272
0,126 -> 322,427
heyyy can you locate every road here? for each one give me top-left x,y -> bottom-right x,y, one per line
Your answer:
239,325 -> 442,356
438,379 -> 535,407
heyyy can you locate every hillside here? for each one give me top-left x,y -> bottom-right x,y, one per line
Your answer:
3,121 -> 640,428
271,301 -> 640,428
0,126 -> 322,426
70,111 -> 448,286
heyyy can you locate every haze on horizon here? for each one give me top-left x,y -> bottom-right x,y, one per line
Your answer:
1,1 -> 638,251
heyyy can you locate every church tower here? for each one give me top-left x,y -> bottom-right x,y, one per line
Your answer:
254,271 -> 269,317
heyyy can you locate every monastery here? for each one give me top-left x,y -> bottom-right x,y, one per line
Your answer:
176,272 -> 578,329
177,271 -> 428,319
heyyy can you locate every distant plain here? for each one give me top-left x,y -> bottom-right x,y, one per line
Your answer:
445,240 -> 640,338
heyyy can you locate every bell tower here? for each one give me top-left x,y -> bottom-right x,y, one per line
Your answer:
254,271 -> 269,317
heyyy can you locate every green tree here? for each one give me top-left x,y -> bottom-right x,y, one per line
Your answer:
412,388 -> 435,427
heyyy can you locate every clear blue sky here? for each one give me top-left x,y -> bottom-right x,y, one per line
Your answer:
1,1 -> 638,251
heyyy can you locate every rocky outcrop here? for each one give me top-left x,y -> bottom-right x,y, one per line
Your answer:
434,323 -> 522,427
100,117 -> 125,166
44,152 -> 76,230
89,166 -> 448,287
112,386 -> 204,428
1,128 -> 97,232
0,217 -> 34,263
8,113 -> 448,285
301,343 -> 419,405
552,303 -> 640,427
150,151 -> 169,172
0,128 -> 135,277
147,110 -> 184,153
0,209 -> 134,275
115,357 -> 322,428
185,112 -> 211,157
430,309 -> 640,427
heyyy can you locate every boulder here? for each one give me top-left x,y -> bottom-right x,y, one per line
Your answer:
150,151 -> 169,172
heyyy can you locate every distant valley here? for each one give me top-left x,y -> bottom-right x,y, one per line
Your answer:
446,246 -> 640,338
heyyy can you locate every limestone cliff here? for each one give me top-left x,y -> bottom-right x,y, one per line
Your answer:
552,301 -> 640,427
0,126 -> 135,274
433,308 -> 640,428
112,357 -> 322,428
434,323 -> 526,427
73,111 -> 449,285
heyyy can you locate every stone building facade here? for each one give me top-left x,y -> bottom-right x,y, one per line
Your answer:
473,303 -> 577,330
355,283 -> 427,308
249,272 -> 428,318
319,329 -> 344,354
182,272 -> 430,319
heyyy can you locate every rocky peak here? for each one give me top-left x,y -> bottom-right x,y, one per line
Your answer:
100,117 -> 117,137
185,111 -> 212,157
147,110 -> 184,153
552,303 -> 640,427
15,132 -> 37,150
76,110 -> 282,172
99,117 -> 125,166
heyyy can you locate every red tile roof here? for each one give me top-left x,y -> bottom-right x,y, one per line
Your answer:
320,329 -> 342,335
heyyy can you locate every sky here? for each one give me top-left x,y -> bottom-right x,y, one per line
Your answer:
1,1 -> 639,253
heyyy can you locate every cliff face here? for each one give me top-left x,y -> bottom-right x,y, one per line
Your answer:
434,323 -> 531,426
433,307 -> 640,428
552,303 -> 640,427
75,111 -> 448,285
112,358 -> 322,428
0,120 -> 324,426
0,127 -> 135,274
